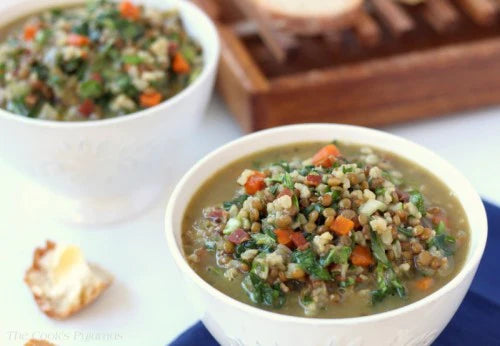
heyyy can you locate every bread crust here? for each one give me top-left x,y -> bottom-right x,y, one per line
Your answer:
24,240 -> 112,320
253,0 -> 364,35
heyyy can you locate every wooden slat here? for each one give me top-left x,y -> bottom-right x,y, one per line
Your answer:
456,0 -> 498,26
421,0 -> 460,33
228,0 -> 298,62
353,12 -> 382,47
371,0 -> 415,37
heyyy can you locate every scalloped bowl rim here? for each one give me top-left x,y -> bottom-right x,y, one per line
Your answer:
165,123 -> 488,325
0,0 -> 220,128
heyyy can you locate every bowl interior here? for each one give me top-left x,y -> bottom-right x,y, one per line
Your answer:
165,124 -> 488,321
0,0 -> 219,125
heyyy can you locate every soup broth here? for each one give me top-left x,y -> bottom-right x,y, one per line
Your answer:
182,142 -> 469,318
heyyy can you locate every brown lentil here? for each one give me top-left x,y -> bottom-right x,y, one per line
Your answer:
339,198 -> 352,209
321,194 -> 332,207
340,209 -> 356,220
308,210 -> 319,223
414,225 -> 424,236
402,251 -> 413,260
223,241 -> 235,254
252,199 -> 263,211
249,208 -> 260,222
397,210 -> 408,222
323,208 -> 336,218
317,225 -> 330,234
304,222 -> 317,233
251,222 -> 261,233
325,216 -> 335,228
417,251 -> 433,266
409,217 -> 421,227
360,181 -> 369,190
218,255 -> 231,265
276,215 -> 292,229
327,177 -> 342,186
347,173 -> 359,185
392,215 -> 401,226
410,242 -> 423,254
358,214 -> 369,226
352,199 -> 363,209
400,242 -> 411,251
431,257 -> 442,270
370,177 -> 385,189
420,228 -> 433,241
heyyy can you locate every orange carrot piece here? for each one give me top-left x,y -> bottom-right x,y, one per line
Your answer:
23,25 -> 38,41
331,215 -> 354,235
119,1 -> 140,20
172,52 -> 191,74
67,33 -> 90,46
350,245 -> 374,267
140,91 -> 162,108
244,172 -> 266,195
415,277 -> 434,291
274,229 -> 292,246
312,144 -> 341,167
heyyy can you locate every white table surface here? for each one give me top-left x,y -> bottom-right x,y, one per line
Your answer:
0,0 -> 499,342
1,95 -> 499,346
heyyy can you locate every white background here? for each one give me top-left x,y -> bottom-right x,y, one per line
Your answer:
0,0 -> 499,344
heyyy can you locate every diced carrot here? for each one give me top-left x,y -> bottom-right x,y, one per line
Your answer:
23,25 -> 38,41
312,144 -> 341,168
78,99 -> 95,117
172,52 -> 190,74
290,232 -> 307,248
244,172 -> 266,195
67,33 -> 90,46
350,245 -> 374,267
274,229 -> 292,246
415,277 -> 434,291
331,215 -> 354,235
119,1 -> 140,20
139,91 -> 162,108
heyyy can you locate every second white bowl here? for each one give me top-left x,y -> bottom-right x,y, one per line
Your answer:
0,0 -> 220,224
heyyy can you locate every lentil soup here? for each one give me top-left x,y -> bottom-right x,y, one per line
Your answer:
0,0 -> 202,120
182,142 -> 469,318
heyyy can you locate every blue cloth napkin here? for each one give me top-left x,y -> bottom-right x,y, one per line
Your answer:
171,200 -> 500,346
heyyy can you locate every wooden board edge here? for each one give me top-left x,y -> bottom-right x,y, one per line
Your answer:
249,36 -> 500,130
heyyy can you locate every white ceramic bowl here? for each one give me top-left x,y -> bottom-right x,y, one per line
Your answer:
165,124 -> 488,346
0,0 -> 219,224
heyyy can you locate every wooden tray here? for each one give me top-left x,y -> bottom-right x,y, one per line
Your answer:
194,0 -> 500,132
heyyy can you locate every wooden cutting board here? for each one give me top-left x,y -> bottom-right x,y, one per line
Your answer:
194,0 -> 500,132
